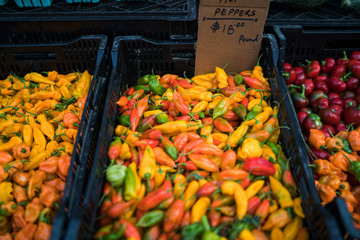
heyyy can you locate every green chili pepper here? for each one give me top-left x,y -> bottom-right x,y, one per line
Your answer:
245,110 -> 259,121
160,136 -> 178,160
213,97 -> 231,119
234,75 -> 244,85
124,167 -> 137,201
156,113 -> 169,124
136,210 -> 164,227
134,84 -> 150,93
39,208 -> 53,224
339,137 -> 352,154
99,224 -> 126,240
117,115 -> 131,127
198,112 -> 205,119
266,142 -> 279,156
149,79 -> 166,96
106,165 -> 127,187
233,104 -> 247,121
137,75 -> 157,85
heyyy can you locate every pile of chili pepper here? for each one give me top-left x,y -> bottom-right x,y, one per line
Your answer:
284,50 -> 360,229
0,70 -> 92,239
96,62 -> 308,240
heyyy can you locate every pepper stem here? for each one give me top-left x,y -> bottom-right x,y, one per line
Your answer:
308,164 -> 316,168
257,54 -> 263,66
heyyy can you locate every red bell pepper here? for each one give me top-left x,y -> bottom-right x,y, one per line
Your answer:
243,157 -> 276,176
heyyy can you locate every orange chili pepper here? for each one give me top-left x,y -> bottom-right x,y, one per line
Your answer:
14,223 -> 37,240
13,184 -> 28,203
39,156 -> 59,174
34,222 -> 52,240
309,129 -> 326,150
348,130 -> 360,152
39,184 -> 61,208
63,112 -> 80,129
25,198 -> 44,223
58,155 -> 71,176
12,172 -> 30,187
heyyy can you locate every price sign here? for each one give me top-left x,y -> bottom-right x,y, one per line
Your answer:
195,0 -> 270,75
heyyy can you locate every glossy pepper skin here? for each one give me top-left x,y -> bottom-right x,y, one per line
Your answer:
243,157 -> 276,176
138,75 -> 158,85
302,113 -> 323,133
344,106 -> 360,127
290,84 -> 309,109
318,108 -> 341,125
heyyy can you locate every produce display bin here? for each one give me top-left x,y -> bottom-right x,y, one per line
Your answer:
266,0 -> 360,27
274,25 -> 360,239
60,34 -> 342,239
0,35 -> 109,240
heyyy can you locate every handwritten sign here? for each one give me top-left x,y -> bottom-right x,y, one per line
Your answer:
195,0 -> 270,75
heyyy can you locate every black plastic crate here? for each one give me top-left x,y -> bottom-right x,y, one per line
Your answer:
274,25 -> 360,239
0,0 -> 197,44
62,34 -> 340,239
0,35 -> 109,240
274,25 -> 360,76
266,0 -> 360,27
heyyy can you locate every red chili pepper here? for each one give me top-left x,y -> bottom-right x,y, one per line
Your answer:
136,94 -> 149,118
283,69 -> 296,85
164,199 -> 185,232
130,108 -> 139,132
181,211 -> 191,227
244,77 -> 270,91
213,118 -> 234,133
219,169 -> 248,180
331,64 -> 347,78
177,115 -> 191,122
321,58 -> 336,73
178,78 -> 194,89
306,60 -> 321,79
240,97 -> 249,108
220,216 -> 233,225
108,137 -> 122,160
211,195 -> 234,208
188,153 -> 219,172
160,74 -> 178,84
173,90 -> 190,115
221,150 -> 236,170
161,100 -> 170,111
336,51 -> 350,65
228,75 -> 235,87
348,59 -> 360,78
134,139 -> 159,149
247,196 -> 261,214
137,115 -> 157,132
191,143 -> 223,156
168,101 -> 178,117
195,181 -> 223,197
351,51 -> 360,60
119,219 -> 141,240
126,99 -> 135,110
153,147 -> 176,168
125,87 -> 134,96
141,129 -> 163,140
130,147 -> 139,165
138,180 -> 173,211
187,132 -> 201,141
228,121 -> 240,128
173,133 -> 189,152
201,117 -> 213,126
283,62 -> 292,72
255,199 -> 270,222
208,210 -> 221,227
185,161 -> 198,171
222,110 -> 239,122
241,178 -> 250,189
182,139 -> 205,154
243,157 -> 276,176
107,199 -> 135,218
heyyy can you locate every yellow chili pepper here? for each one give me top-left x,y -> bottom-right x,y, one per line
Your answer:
200,125 -> 212,137
192,79 -> 213,89
198,179 -> 208,187
216,67 -> 228,89
234,183 -> 247,220
23,123 -> 33,147
239,229 -> 256,240
154,120 -> 187,134
173,174 -> 187,199
251,62 -> 268,86
125,132 -> 139,148
0,182 -> 13,203
262,144 -> 276,162
192,101 -> 208,113
191,73 -> 215,82
125,184 -> 146,220
245,180 -> 264,199
28,91 -> 62,101
237,138 -> 263,161
262,208 -> 291,231
0,119 -> 15,132
283,217 -> 303,240
73,70 -> 92,99
229,121 -> 249,147
23,150 -> 51,171
32,125 -> 46,151
143,110 -> 163,118
139,145 -> 156,179
230,91 -> 246,103
247,98 -> 268,111
194,91 -> 213,102
269,199 -> 278,213
191,197 -> 210,223
183,181 -> 200,210
46,141 -> 59,154
154,165 -> 175,188
162,88 -> 173,102
269,176 -> 294,208
119,143 -> 131,160
270,228 -> 284,240
212,133 -> 229,143
60,85 -> 72,99
59,142 -> 74,155
206,134 -> 214,145
273,163 -> 282,181
115,125 -> 128,136
24,72 -> 55,85
0,136 -> 22,152
293,198 -> 305,218
37,114 -> 55,140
